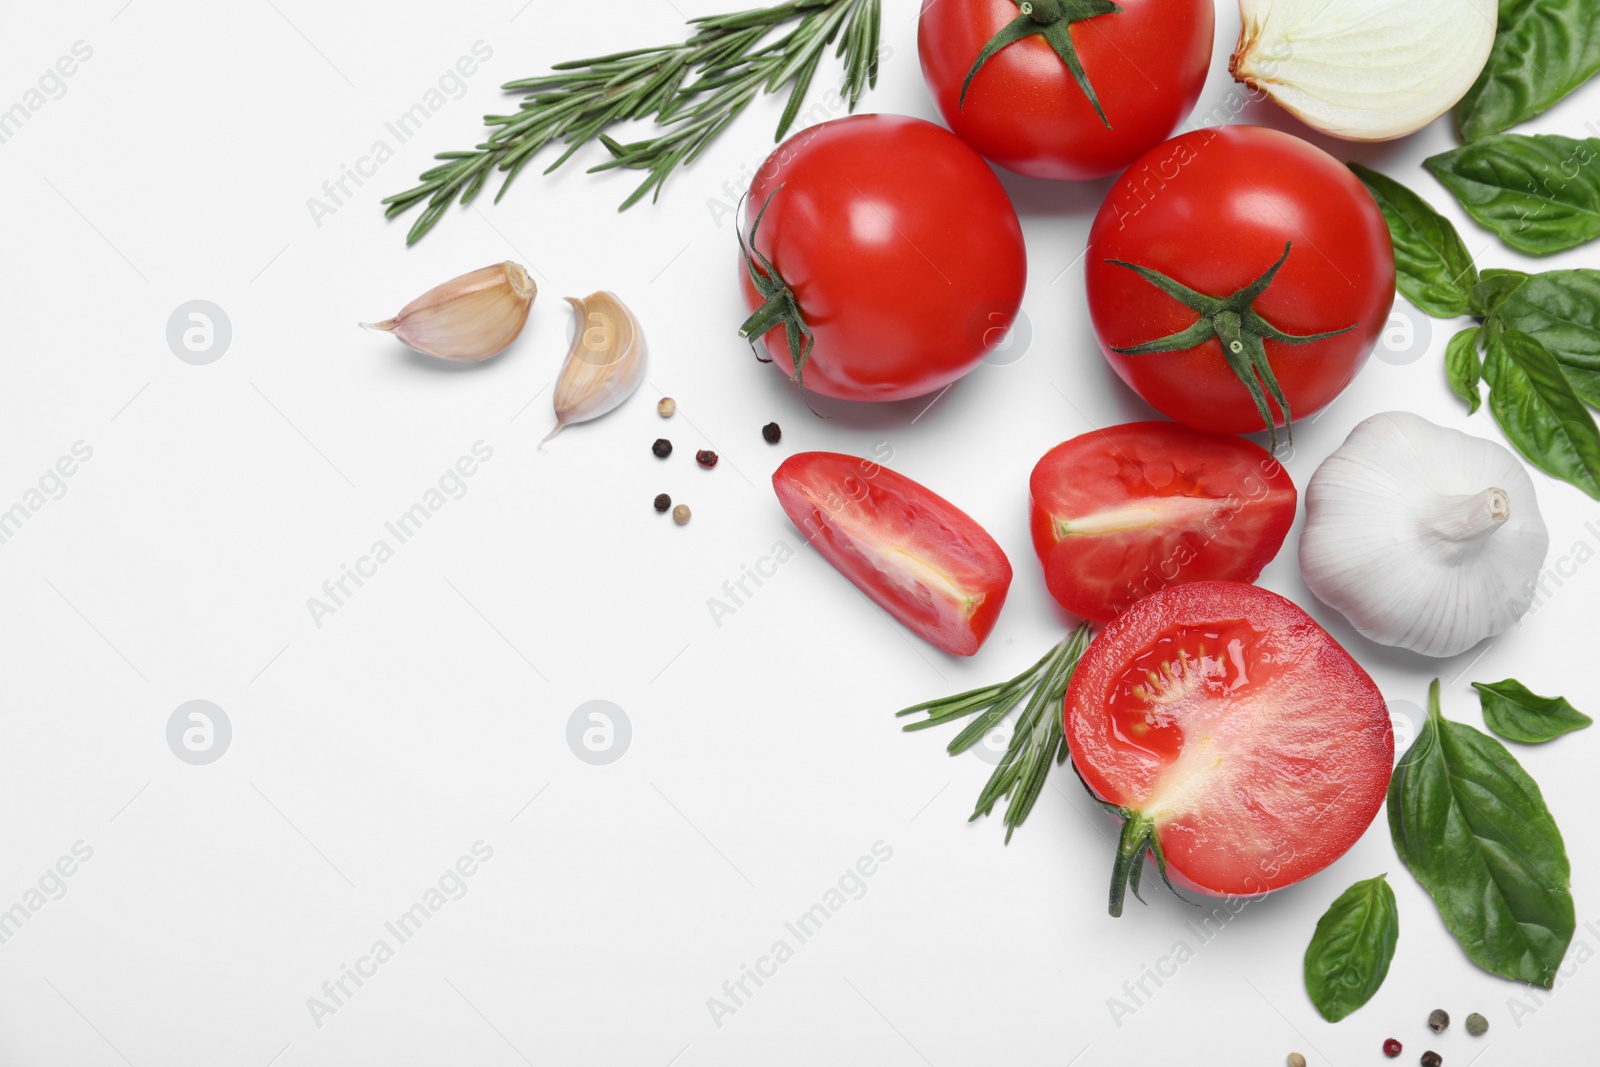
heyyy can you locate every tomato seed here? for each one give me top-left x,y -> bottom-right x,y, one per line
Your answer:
653,438 -> 673,458
654,493 -> 671,512
1465,1013 -> 1488,1036
1428,1009 -> 1449,1033
658,397 -> 676,417
696,449 -> 718,468
1421,1053 -> 1442,1067
672,504 -> 691,525
762,421 -> 781,444
1383,1039 -> 1402,1057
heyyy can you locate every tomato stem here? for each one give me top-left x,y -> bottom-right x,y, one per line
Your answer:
1105,241 -> 1358,454
1109,812 -> 1154,917
959,0 -> 1122,124
736,185 -> 816,389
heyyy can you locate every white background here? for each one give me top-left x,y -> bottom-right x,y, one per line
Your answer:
1,1 -> 1594,1064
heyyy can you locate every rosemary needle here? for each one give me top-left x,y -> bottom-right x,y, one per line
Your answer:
383,0 -> 883,244
897,624 -> 1093,842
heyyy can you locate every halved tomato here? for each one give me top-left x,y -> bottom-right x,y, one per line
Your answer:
773,451 -> 1012,656
1065,582 -> 1391,914
1030,422 -> 1296,622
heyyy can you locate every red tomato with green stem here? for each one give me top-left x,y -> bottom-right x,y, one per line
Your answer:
1085,126 -> 1395,448
773,451 -> 1013,656
738,114 -> 1027,402
1065,581 -> 1392,914
1030,422 -> 1296,622
918,0 -> 1214,180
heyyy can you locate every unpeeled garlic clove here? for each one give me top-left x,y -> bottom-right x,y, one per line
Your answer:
1230,0 -> 1497,141
362,261 -> 536,362
543,291 -> 646,443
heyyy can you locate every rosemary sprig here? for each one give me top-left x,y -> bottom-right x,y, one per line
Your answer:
898,624 -> 1093,842
383,0 -> 882,244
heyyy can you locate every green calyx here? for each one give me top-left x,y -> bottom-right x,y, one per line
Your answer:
1104,806 -> 1184,917
1107,242 -> 1357,453
736,185 -> 814,388
960,0 -> 1122,125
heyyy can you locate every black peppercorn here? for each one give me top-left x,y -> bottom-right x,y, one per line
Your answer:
652,438 -> 672,458
696,449 -> 718,468
654,493 -> 671,512
1428,1009 -> 1449,1033
762,421 -> 781,444
1420,1052 -> 1442,1067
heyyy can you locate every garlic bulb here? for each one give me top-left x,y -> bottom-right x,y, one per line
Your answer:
544,291 -> 646,443
1230,0 -> 1496,141
1300,411 -> 1549,658
362,261 -> 535,361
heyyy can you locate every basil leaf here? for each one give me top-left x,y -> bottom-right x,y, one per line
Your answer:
1474,679 -> 1593,743
1447,327 -> 1484,414
1426,135 -> 1600,256
1389,680 -> 1574,987
1482,329 -> 1600,498
1497,269 -> 1600,409
1471,268 -> 1530,318
1459,0 -> 1600,141
1303,874 -> 1399,1022
1350,163 -> 1478,317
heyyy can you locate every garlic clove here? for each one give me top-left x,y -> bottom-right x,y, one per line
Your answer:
1230,0 -> 1497,142
1299,411 -> 1550,658
362,261 -> 536,362
543,291 -> 646,443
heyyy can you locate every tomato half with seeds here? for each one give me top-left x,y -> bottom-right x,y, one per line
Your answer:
1030,422 -> 1296,622
773,451 -> 1012,656
918,0 -> 1214,180
739,114 -> 1027,402
1065,582 -> 1391,914
1085,126 -> 1395,447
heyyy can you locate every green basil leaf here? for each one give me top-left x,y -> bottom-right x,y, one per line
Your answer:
1471,268 -> 1530,318
1459,0 -> 1600,141
1426,135 -> 1600,256
1482,329 -> 1600,498
1474,679 -> 1593,743
1303,874 -> 1399,1022
1350,163 -> 1477,317
1497,269 -> 1600,409
1447,327 -> 1484,414
1389,680 -> 1574,987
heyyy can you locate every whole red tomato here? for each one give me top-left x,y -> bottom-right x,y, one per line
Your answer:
739,114 -> 1027,402
918,0 -> 1213,180
1065,581 -> 1392,912
1085,126 -> 1395,443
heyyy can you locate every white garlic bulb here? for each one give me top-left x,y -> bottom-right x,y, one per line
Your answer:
1300,411 -> 1549,658
1230,0 -> 1497,141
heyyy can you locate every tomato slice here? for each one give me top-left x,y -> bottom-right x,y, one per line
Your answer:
773,451 -> 1012,656
1065,582 -> 1391,912
1029,422 -> 1296,622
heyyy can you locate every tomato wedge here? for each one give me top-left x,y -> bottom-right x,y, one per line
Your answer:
1065,582 -> 1391,914
773,451 -> 1012,656
1029,422 -> 1296,622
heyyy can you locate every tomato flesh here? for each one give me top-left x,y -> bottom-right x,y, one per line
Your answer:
742,114 -> 1027,402
1066,582 -> 1392,900
1029,422 -> 1296,621
773,452 -> 1012,656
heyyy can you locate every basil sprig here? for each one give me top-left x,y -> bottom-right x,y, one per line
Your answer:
1426,135 -> 1600,256
1459,0 -> 1600,142
1303,875 -> 1399,1022
1351,164 -> 1600,498
1474,678 -> 1593,743
1389,680 -> 1574,988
